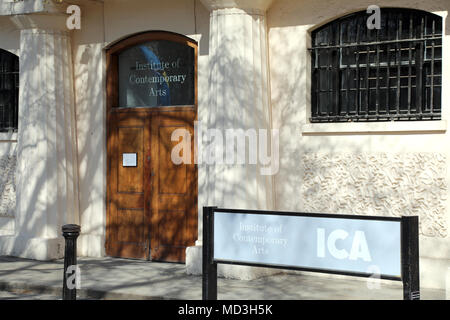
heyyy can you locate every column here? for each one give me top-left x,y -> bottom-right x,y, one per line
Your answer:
0,14 -> 80,260
207,7 -> 274,212
187,1 -> 276,279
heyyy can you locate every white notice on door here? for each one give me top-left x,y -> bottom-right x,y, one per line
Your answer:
122,153 -> 137,167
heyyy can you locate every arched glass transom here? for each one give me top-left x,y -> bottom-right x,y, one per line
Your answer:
118,39 -> 195,108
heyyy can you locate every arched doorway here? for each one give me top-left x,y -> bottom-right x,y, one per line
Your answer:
105,31 -> 198,263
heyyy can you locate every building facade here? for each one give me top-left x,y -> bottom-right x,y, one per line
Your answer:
0,0 -> 448,290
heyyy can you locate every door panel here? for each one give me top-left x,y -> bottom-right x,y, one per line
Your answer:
150,112 -> 197,262
117,127 -> 144,193
107,110 -> 197,262
158,126 -> 187,194
116,209 -> 145,243
158,210 -> 186,246
107,113 -> 150,259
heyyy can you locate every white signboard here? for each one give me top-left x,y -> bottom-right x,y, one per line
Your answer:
122,153 -> 137,167
213,212 -> 402,278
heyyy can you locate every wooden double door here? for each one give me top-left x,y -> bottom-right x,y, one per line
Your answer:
106,109 -> 197,262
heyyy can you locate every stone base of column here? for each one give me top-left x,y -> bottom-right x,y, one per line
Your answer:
186,245 -> 203,274
0,236 -> 64,260
186,245 -> 280,280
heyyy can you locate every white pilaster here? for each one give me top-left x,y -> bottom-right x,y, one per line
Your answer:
187,6 -> 276,279
206,7 -> 274,211
0,25 -> 80,260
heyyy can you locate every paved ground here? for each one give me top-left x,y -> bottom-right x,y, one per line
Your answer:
0,256 -> 446,300
0,289 -> 60,300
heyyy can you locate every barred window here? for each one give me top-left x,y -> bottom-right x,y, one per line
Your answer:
0,49 -> 19,131
310,8 -> 442,122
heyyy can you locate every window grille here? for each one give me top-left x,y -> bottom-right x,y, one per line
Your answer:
0,49 -> 19,131
310,8 -> 442,122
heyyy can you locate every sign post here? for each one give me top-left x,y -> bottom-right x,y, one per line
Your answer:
401,216 -> 420,300
202,207 -> 420,300
202,206 -> 217,300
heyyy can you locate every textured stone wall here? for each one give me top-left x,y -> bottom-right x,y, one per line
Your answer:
0,155 -> 16,217
301,153 -> 447,238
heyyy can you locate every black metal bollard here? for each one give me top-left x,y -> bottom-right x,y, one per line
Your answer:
62,224 -> 81,300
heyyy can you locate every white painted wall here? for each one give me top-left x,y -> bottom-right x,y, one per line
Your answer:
267,0 -> 450,290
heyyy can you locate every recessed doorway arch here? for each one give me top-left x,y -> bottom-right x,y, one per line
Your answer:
105,31 -> 198,262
